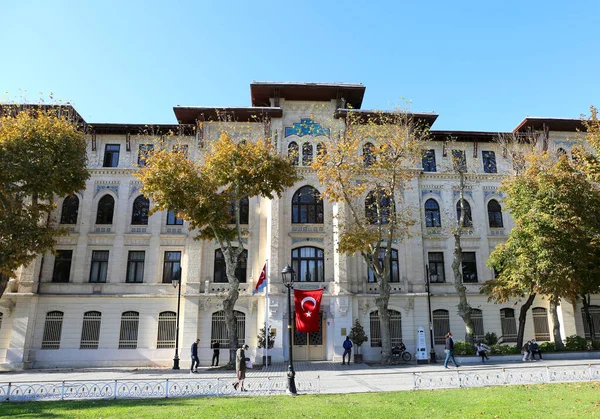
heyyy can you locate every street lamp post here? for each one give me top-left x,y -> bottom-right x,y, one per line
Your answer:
425,265 -> 437,363
172,272 -> 182,370
281,264 -> 298,395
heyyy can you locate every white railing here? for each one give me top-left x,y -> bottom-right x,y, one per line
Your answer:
413,363 -> 600,389
0,376 -> 320,402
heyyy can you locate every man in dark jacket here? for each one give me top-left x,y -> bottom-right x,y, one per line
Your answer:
443,332 -> 460,368
211,340 -> 220,367
190,338 -> 200,373
529,339 -> 542,360
342,336 -> 353,365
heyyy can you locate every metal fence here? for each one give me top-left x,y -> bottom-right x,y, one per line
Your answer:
0,376 -> 320,402
413,363 -> 600,389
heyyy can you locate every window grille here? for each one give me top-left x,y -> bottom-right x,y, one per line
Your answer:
500,308 -> 517,342
369,310 -> 402,347
211,310 -> 245,349
157,311 -> 177,348
472,309 -> 485,342
80,311 -> 101,349
433,309 -> 450,345
118,311 -> 139,349
532,307 -> 550,341
41,311 -> 64,349
581,306 -> 600,339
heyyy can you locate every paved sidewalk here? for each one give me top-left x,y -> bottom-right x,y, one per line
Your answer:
2,357 -> 599,395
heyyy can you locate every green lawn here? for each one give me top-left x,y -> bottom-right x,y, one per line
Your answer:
2,382 -> 599,419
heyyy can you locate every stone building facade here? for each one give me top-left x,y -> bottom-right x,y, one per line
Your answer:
1,82 -> 599,369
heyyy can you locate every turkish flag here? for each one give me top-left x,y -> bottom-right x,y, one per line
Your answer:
294,289 -> 323,333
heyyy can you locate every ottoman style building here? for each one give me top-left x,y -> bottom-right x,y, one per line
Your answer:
1,82 -> 598,369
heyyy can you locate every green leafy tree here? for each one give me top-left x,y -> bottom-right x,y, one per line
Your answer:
348,319 -> 368,354
0,106 -> 89,297
136,131 -> 300,362
485,152 -> 600,347
313,107 -> 429,364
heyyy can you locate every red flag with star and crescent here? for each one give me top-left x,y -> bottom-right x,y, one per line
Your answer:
294,289 -> 324,333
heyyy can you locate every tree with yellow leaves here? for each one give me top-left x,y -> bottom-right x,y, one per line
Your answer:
313,108 -> 429,364
136,131 -> 300,362
0,105 -> 89,297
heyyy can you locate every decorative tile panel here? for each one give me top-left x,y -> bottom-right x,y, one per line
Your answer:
285,118 -> 330,138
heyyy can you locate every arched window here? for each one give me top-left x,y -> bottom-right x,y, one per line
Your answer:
96,195 -> 115,224
369,310 -> 402,347
214,248 -> 247,283
288,142 -> 299,166
211,310 -> 246,349
456,200 -> 473,227
424,199 -> 441,228
41,311 -> 64,349
472,308 -> 485,342
157,311 -> 177,348
60,195 -> 79,224
367,248 -> 400,283
80,311 -> 101,349
316,142 -> 327,157
432,309 -> 450,344
581,305 -> 600,339
228,197 -> 249,225
500,308 -> 517,342
302,142 -> 313,166
292,186 -> 323,224
131,195 -> 150,225
365,189 -> 392,225
118,311 -> 140,349
292,246 -> 324,282
487,199 -> 503,228
532,307 -> 550,341
363,142 -> 375,167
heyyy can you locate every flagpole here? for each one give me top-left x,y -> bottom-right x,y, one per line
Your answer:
265,258 -> 269,367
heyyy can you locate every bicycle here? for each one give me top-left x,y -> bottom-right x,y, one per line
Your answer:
391,346 -> 412,364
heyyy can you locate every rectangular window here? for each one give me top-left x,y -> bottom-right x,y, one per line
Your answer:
173,144 -> 189,157
52,250 -> 73,283
461,252 -> 478,283
428,252 -> 445,283
89,250 -> 109,283
126,251 -> 145,283
482,151 -> 497,173
452,150 -> 467,172
163,251 -> 181,283
103,144 -> 120,168
138,144 -> 154,167
422,149 -> 436,172
167,210 -> 183,225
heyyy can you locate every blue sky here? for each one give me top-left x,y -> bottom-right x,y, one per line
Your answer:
1,0 -> 598,131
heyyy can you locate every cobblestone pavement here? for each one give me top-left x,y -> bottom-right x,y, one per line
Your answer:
2,358 -> 599,395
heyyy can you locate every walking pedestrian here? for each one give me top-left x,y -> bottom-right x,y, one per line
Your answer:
444,332 -> 460,368
342,336 -> 353,365
190,338 -> 200,373
211,339 -> 220,367
233,344 -> 250,391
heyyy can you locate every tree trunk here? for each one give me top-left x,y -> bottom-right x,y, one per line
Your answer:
582,293 -> 596,341
550,299 -> 565,350
222,247 -> 241,365
517,293 -> 536,349
452,174 -> 475,343
0,272 -> 10,298
376,290 -> 392,364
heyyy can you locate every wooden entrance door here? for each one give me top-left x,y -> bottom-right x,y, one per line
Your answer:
293,312 -> 325,361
